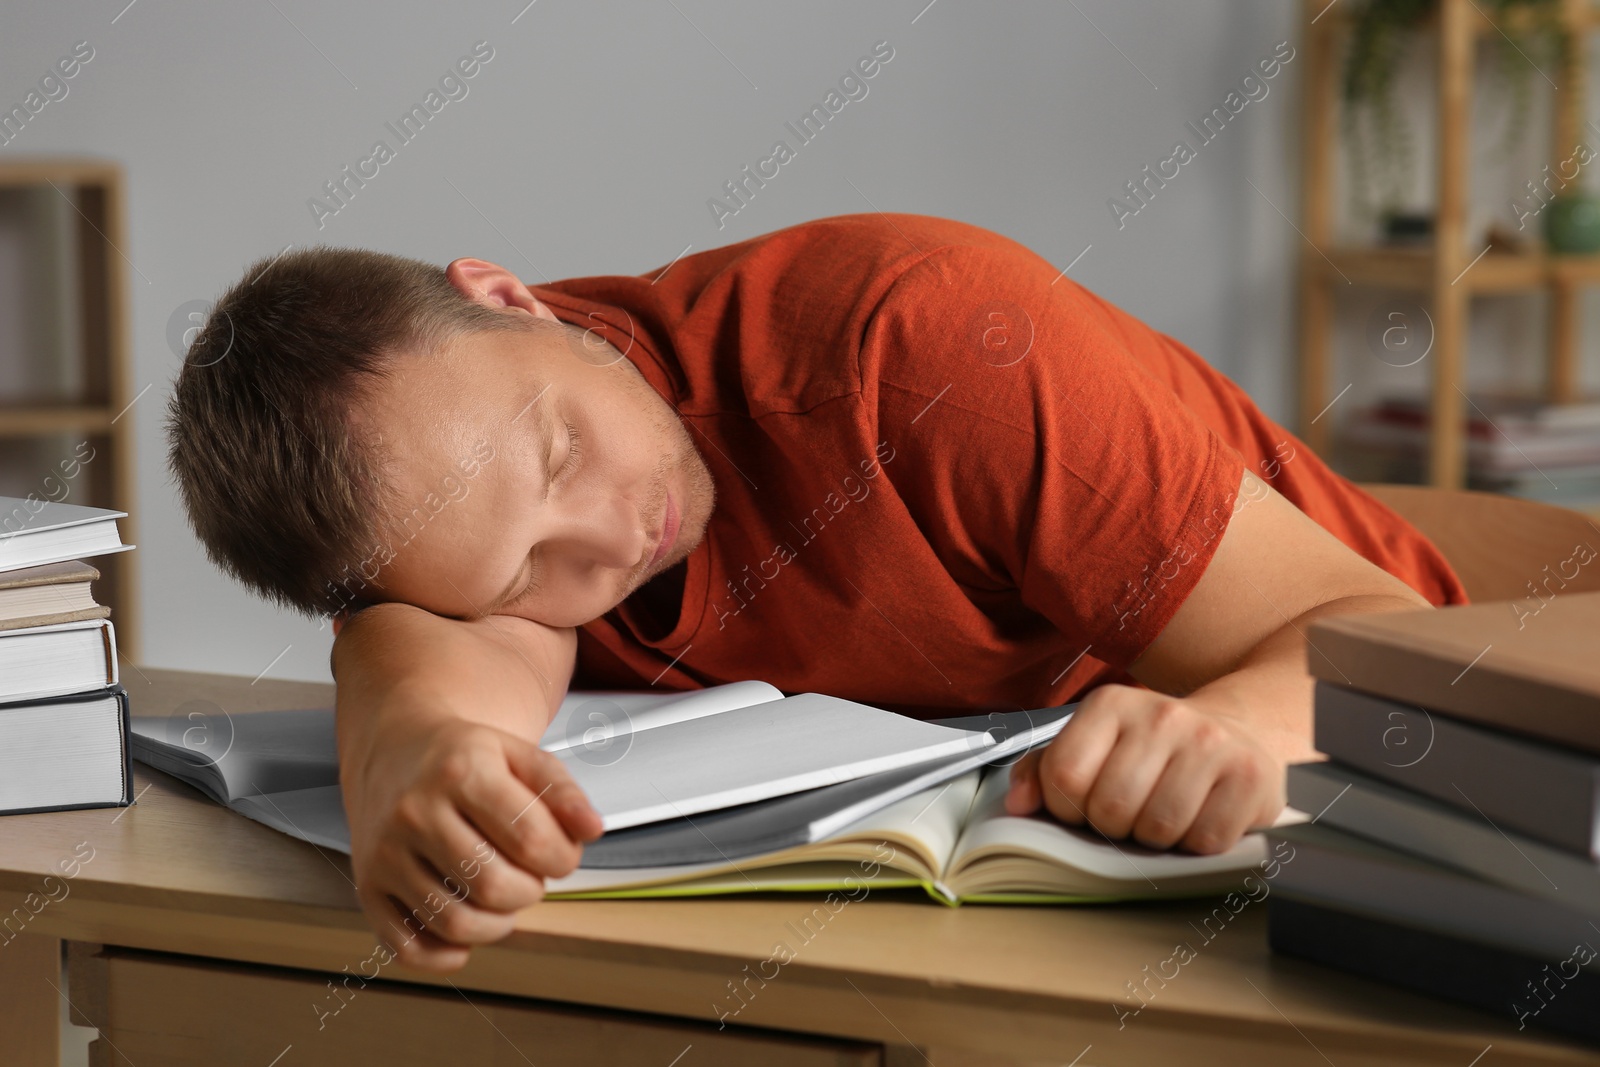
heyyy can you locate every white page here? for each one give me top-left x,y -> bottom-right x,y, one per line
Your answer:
806,708 -> 1074,842
545,774 -> 980,896
826,767 -> 982,876
130,706 -> 338,802
947,767 -> 1271,885
0,515 -> 131,572
540,680 -> 783,753
0,617 -> 115,701
560,691 -> 994,830
0,693 -> 124,809
232,785 -> 351,853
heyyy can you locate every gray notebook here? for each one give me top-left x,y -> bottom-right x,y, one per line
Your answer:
1314,680 -> 1600,858
1267,822 -> 1600,972
1287,760 -> 1600,913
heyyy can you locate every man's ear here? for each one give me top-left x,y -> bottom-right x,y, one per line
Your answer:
445,258 -> 560,322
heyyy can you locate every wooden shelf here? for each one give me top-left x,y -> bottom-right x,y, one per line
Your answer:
1319,2 -> 1600,35
0,157 -> 121,190
1312,246 -> 1600,291
1298,0 -> 1598,488
0,159 -> 137,659
0,405 -> 113,438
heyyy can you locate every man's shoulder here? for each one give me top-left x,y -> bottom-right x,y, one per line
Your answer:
756,211 -> 1018,250
745,211 -> 1052,367
667,214 -> 1038,417
744,212 -> 1038,284
547,215 -> 1061,420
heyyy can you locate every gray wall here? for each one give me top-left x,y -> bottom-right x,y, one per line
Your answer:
3,1 -> 1303,683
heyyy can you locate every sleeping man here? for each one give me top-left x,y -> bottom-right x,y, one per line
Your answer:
166,212 -> 1465,971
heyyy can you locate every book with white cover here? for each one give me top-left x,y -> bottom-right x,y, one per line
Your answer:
0,686 -> 130,815
560,690 -> 995,830
0,617 -> 116,703
581,706 -> 1071,868
0,498 -> 132,572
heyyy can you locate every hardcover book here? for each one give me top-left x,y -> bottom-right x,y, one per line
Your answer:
1307,592 -> 1600,755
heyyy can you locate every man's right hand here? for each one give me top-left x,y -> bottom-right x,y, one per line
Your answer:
330,603 -> 600,972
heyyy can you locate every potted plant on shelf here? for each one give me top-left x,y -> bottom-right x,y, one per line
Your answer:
1341,0 -> 1571,244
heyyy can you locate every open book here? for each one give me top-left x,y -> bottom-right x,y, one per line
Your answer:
552,762 -> 1282,904
129,683 -> 1284,903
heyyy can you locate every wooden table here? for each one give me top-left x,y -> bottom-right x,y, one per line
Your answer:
1,669 -> 1596,1066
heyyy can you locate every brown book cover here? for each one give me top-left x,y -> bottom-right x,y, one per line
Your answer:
0,604 -> 111,633
0,560 -> 102,627
0,560 -> 99,590
1307,593 -> 1600,755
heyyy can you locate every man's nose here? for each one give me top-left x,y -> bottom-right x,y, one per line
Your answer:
555,493 -> 650,571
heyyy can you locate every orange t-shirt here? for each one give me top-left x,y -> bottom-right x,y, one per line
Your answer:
531,213 -> 1466,716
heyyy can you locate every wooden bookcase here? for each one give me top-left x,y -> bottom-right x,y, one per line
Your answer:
1298,0 -> 1600,488
0,158 -> 138,660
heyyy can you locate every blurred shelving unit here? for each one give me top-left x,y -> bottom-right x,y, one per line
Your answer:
0,158 -> 138,659
1298,0 -> 1599,490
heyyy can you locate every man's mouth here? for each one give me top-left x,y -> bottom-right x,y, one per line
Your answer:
649,489 -> 679,568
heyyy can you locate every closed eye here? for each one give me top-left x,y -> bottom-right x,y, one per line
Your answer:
542,423 -> 582,501
558,424 -> 583,482
509,560 -> 540,603
518,426 -> 584,602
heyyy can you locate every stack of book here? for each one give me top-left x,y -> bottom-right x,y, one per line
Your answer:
0,495 -> 133,817
1267,592 -> 1600,1044
1341,392 -> 1600,510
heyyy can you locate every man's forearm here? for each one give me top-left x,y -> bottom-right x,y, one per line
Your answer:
1180,592 -> 1428,764
328,604 -> 597,971
331,602 -> 573,780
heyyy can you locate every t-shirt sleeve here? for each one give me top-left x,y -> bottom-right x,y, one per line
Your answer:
865,240 -> 1247,670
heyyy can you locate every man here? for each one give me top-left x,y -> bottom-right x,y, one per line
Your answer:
167,212 -> 1465,973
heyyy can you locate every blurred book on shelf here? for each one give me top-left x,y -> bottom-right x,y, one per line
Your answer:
1339,392 -> 1600,509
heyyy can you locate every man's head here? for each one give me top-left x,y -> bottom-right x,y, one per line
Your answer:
166,249 -> 715,628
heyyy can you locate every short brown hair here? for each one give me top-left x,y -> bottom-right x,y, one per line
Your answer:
165,247 -> 535,617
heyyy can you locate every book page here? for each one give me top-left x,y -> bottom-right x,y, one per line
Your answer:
0,618 -> 115,701
945,766 -> 1270,898
0,692 -> 124,810
130,706 -> 339,802
545,773 -> 982,897
826,768 -> 982,880
806,707 -> 1074,843
231,785 -> 350,853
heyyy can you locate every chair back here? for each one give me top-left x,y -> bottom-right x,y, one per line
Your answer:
1358,483 -> 1600,603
